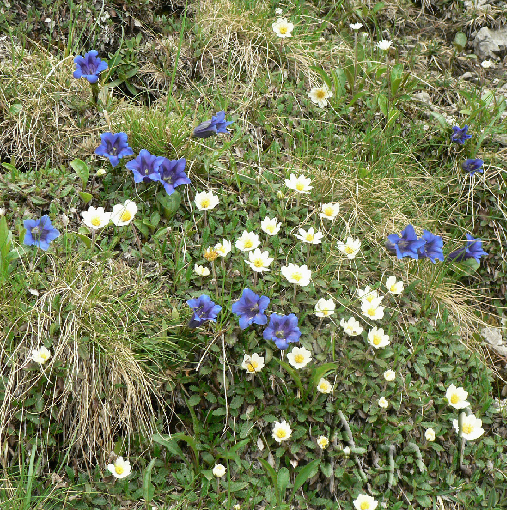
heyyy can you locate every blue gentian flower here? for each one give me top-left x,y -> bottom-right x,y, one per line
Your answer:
94,132 -> 134,167
231,289 -> 270,330
462,159 -> 484,176
263,313 -> 301,350
417,230 -> 444,263
447,234 -> 488,264
125,150 -> 165,184
23,215 -> 60,251
386,225 -> 426,259
187,294 -> 222,328
192,111 -> 234,138
155,158 -> 191,195
73,50 -> 108,84
451,125 -> 472,144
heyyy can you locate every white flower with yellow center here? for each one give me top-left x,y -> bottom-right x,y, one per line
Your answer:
261,217 -> 281,236
215,239 -> 232,257
111,200 -> 137,226
383,370 -> 396,381
272,420 -> 292,442
281,263 -> 312,287
241,353 -> 265,373
453,413 -> 484,441
194,264 -> 210,277
314,298 -> 335,317
235,231 -> 260,252
317,436 -> 329,450
195,191 -> 219,211
446,384 -> 470,409
295,227 -> 323,245
106,457 -> 131,479
367,327 -> 390,349
378,396 -> 389,409
337,237 -> 361,259
425,428 -> 436,441
203,247 -> 219,261
353,494 -> 378,510
320,202 -> 340,220
361,297 -> 385,320
316,378 -> 333,394
272,18 -> 294,38
385,276 -> 404,294
81,206 -> 111,230
357,286 -> 383,304
340,317 -> 363,336
212,463 -> 226,477
377,40 -> 393,51
285,173 -> 313,194
31,346 -> 51,364
287,346 -> 312,369
308,85 -> 333,108
245,248 -> 274,272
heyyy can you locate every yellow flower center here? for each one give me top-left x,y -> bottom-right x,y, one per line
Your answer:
91,217 -> 101,226
295,183 -> 305,191
115,465 -> 124,475
294,354 -> 304,363
306,234 -> 314,241
373,335 -> 381,346
319,382 -> 329,391
292,272 -> 302,282
463,423 -> 473,434
367,307 -> 376,317
201,198 -> 210,208
253,258 -> 264,268
366,295 -> 374,302
247,361 -> 258,373
390,285 -> 397,292
266,225 -> 275,233
276,428 -> 287,438
244,239 -> 253,248
279,25 -> 288,34
319,439 -> 328,448
120,211 -> 132,222
451,394 -> 459,404
361,502 -> 370,510
324,207 -> 334,216
204,249 -> 218,261
40,352 -> 48,360
316,89 -> 327,99
344,246 -> 354,254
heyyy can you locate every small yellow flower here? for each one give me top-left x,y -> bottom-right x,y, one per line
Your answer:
308,85 -> 333,108
241,353 -> 265,373
317,378 -> 332,394
204,247 -> 219,261
378,396 -> 389,409
317,436 -> 329,450
353,494 -> 378,510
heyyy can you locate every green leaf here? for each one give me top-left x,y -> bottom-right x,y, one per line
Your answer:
310,363 -> 338,389
78,192 -> 93,204
271,358 -> 304,396
152,433 -> 188,464
309,65 -> 332,89
453,32 -> 467,52
70,159 -> 89,188
142,458 -> 156,503
259,459 -> 278,501
289,459 -> 320,502
77,234 -> 91,248
277,467 -> 290,500
187,394 -> 201,406
377,93 -> 388,117
157,190 -> 181,219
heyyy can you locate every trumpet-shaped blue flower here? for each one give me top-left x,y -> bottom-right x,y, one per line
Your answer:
23,215 -> 60,251
462,159 -> 484,176
263,313 -> 301,350
73,50 -> 108,84
447,234 -> 488,264
187,294 -> 222,328
231,289 -> 270,330
155,158 -> 191,195
125,150 -> 165,184
451,125 -> 472,144
192,111 -> 234,138
386,225 -> 426,259
417,230 -> 444,263
94,132 -> 134,167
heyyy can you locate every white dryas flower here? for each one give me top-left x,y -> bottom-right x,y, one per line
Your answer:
245,248 -> 274,272
31,346 -> 51,364
357,286 -> 382,304
235,231 -> 260,252
272,18 -> 294,38
337,237 -> 361,259
194,191 -> 219,211
383,370 -> 396,381
261,217 -> 281,236
425,428 -> 436,441
215,239 -> 232,257
106,457 -> 131,479
343,446 -> 351,456
81,206 -> 111,230
272,420 -> 292,442
353,494 -> 378,510
349,22 -> 363,30
377,40 -> 393,51
320,202 -> 340,220
361,297 -> 385,320
275,7 -> 283,15
317,436 -> 329,450
481,60 -> 494,69
340,317 -> 363,336
241,353 -> 265,373
314,298 -> 335,317
368,327 -> 390,349
385,276 -> 404,294
453,413 -> 485,441
287,346 -> 312,369
378,396 -> 389,409
446,384 -> 470,409
212,464 -> 226,477
194,264 -> 210,277
111,200 -> 137,226
316,378 -> 333,394
308,85 -> 333,108
285,173 -> 313,194
281,263 -> 312,286
295,227 -> 323,244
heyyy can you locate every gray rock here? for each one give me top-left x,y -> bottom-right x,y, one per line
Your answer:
473,26 -> 507,59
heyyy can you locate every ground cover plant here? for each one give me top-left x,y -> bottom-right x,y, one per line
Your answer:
1,0 -> 507,508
